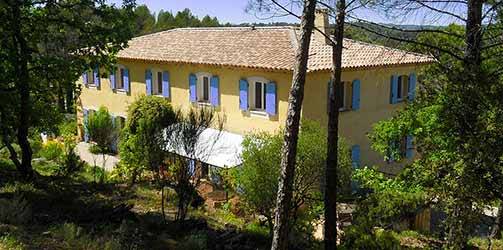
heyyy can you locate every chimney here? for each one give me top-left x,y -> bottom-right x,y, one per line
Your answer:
314,8 -> 330,44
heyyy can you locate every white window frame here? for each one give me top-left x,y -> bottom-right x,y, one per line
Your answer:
196,72 -> 212,103
247,76 -> 269,112
152,69 -> 164,96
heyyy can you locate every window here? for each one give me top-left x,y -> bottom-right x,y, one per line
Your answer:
154,71 -> 163,95
386,136 -> 413,162
254,81 -> 266,110
328,81 -> 355,112
397,75 -> 408,101
196,73 -> 212,103
249,79 -> 267,111
85,71 -> 94,85
117,67 -> 126,90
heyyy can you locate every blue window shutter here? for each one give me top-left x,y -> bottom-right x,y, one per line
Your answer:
162,71 -> 170,98
239,79 -> 248,111
83,72 -> 88,87
189,73 -> 197,102
124,68 -> 130,93
145,69 -> 152,96
109,69 -> 116,90
210,76 -> 219,106
406,135 -> 414,159
390,75 -> 398,104
352,79 -> 361,110
93,67 -> 100,88
266,82 -> 277,115
83,109 -> 89,142
351,145 -> 361,169
408,73 -> 417,101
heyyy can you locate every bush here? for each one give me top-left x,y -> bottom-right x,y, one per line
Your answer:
235,120 -> 352,235
86,106 -> 117,154
0,233 -> 25,250
177,232 -> 207,250
39,140 -> 64,161
341,226 -> 401,250
0,195 -> 32,225
51,223 -> 121,250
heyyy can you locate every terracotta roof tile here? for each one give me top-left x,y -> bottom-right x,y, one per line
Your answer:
117,27 -> 434,71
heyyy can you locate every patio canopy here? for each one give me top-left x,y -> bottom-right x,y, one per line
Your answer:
165,126 -> 244,168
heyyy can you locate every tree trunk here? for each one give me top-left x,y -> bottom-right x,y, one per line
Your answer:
270,1 -> 316,249
325,0 -> 345,249
12,0 -> 34,179
57,84 -> 65,113
65,83 -> 74,113
489,201 -> 503,250
446,1 -> 484,248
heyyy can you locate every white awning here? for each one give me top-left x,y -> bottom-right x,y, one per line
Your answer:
165,127 -> 243,168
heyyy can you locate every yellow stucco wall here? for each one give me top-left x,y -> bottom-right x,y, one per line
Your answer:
303,65 -> 421,174
77,59 -> 421,173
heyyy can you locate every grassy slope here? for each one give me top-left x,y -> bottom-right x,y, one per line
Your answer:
0,158 -> 269,250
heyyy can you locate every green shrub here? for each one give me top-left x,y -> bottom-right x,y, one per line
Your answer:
244,221 -> 269,237
50,223 -> 121,250
177,232 -> 207,250
86,106 -> 117,154
341,226 -> 401,250
0,233 -> 25,250
39,141 -> 64,161
0,196 -> 32,225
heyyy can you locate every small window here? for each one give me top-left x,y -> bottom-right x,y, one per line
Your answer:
86,71 -> 94,85
203,76 -> 209,101
331,81 -> 352,111
397,76 -> 408,101
154,71 -> 163,95
196,73 -> 212,103
117,68 -> 125,89
251,81 -> 267,111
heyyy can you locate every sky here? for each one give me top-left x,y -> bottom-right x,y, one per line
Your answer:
108,0 -> 463,26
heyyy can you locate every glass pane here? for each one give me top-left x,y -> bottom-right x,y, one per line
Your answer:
255,82 -> 262,109
119,68 -> 125,89
263,83 -> 267,109
157,72 -> 163,94
397,76 -> 403,99
203,77 -> 209,101
337,82 -> 344,108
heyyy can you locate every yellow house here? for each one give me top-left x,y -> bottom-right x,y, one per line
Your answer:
77,11 -> 433,174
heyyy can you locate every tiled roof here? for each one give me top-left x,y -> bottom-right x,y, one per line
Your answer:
117,26 -> 434,72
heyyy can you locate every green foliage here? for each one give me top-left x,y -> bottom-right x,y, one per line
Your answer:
235,120 -> 352,235
0,0 -> 136,177
118,96 -> 177,182
352,167 -> 426,229
0,196 -> 32,225
132,6 -> 221,35
368,18 -> 503,247
0,233 -> 25,250
86,106 -> 117,154
39,141 -> 64,161
177,232 -> 208,250
341,227 -> 401,250
50,223 -> 121,250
